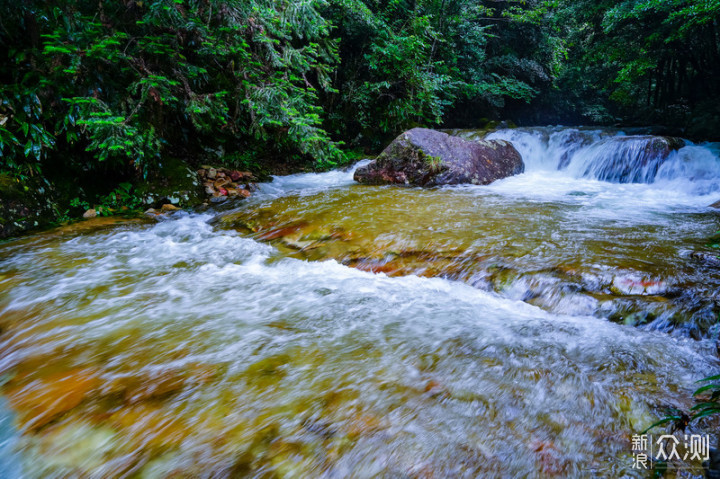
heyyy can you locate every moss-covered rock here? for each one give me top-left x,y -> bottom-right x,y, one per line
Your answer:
134,158 -> 203,208
0,174 -> 61,239
353,128 -> 524,187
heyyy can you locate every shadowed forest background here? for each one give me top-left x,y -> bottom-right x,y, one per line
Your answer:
1,0 -> 720,207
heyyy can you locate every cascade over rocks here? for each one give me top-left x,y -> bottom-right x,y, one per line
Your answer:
354,128 -> 524,187
486,128 -> 691,184
575,135 -> 686,183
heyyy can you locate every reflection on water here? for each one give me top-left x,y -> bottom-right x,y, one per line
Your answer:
0,127 -> 719,477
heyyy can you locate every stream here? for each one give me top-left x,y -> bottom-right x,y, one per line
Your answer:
0,127 -> 719,477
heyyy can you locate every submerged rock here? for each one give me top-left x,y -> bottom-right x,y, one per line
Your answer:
354,128 -> 524,186
5,368 -> 100,430
556,130 -> 596,169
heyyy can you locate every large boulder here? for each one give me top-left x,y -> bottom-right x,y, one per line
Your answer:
354,128 -> 524,187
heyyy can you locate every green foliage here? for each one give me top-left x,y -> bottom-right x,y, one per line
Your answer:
641,407 -> 690,435
522,0 -> 720,127
69,197 -> 91,213
1,0 -> 347,179
329,0 -> 547,140
101,183 -> 143,212
690,374 -> 720,421
0,88 -> 55,178
425,155 -> 443,172
70,182 -> 142,217
3,0 -> 716,191
0,0 -> 555,181
709,231 -> 720,250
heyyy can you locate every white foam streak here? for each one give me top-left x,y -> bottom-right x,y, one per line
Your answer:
256,160 -> 372,198
481,127 -> 720,210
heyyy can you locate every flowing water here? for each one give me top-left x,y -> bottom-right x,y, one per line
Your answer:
0,127 -> 719,478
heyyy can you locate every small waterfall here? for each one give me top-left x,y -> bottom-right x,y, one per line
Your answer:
565,136 -> 684,183
484,127 -> 720,189
484,128 -> 608,171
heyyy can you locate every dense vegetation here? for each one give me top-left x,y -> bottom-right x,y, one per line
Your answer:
1,0 -> 719,207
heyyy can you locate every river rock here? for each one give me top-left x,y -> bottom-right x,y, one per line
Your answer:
160,203 -> 180,212
354,128 -> 524,187
83,208 -> 97,219
197,166 -> 256,201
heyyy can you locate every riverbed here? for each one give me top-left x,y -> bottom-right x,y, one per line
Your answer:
0,127 -> 719,477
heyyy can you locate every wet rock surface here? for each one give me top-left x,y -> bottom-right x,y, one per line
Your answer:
354,128 -> 524,186
197,166 -> 255,203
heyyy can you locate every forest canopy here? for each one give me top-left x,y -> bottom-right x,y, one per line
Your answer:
1,0 -> 719,182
